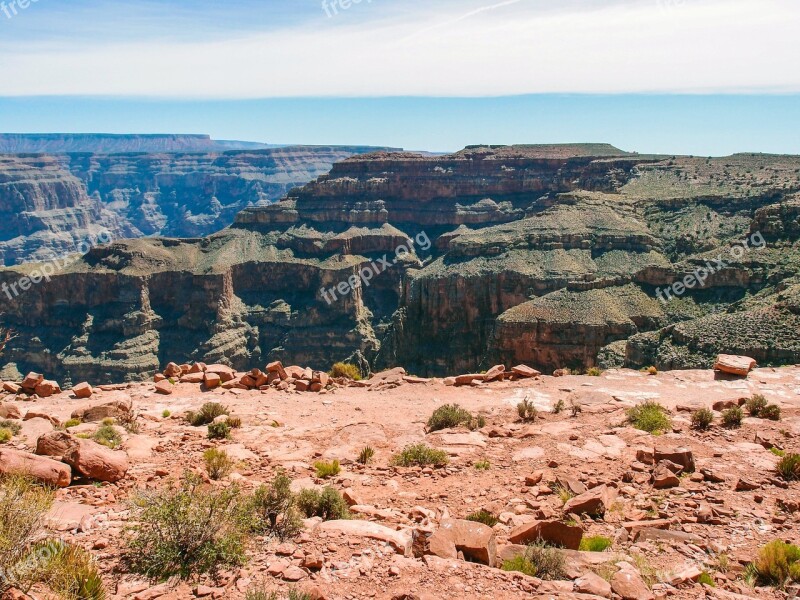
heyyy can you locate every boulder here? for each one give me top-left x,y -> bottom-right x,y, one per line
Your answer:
203,372 -> 221,389
34,380 -> 61,398
714,354 -> 756,377
426,518 -> 497,566
483,364 -> 506,382
36,431 -> 78,459
21,372 -> 44,391
508,520 -> 583,550
72,400 -> 131,423
3,381 -> 21,394
653,446 -> 695,473
563,484 -> 618,516
0,448 -> 71,487
24,411 -> 60,427
315,520 -> 411,556
163,362 -> 182,378
63,438 -> 129,482
454,374 -> 484,386
179,372 -> 205,384
652,463 -> 680,489
0,403 -> 21,419
574,572 -> 612,597
72,382 -> 93,399
512,364 -> 541,378
611,562 -> 654,600
154,380 -> 174,395
266,361 -> 288,380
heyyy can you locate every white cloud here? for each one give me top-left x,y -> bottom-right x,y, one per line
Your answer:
1,0 -> 798,97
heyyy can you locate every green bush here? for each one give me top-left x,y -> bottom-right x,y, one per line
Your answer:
627,401 -> 671,434
466,509 -> 498,527
474,460 -> 491,471
721,406 -> 744,429
587,367 -> 602,376
357,446 -> 374,465
245,586 -> 311,600
501,542 -> 566,580
579,536 -> 612,552
33,539 -> 106,599
203,448 -> 234,481
517,397 -> 537,422
0,419 -> 21,435
226,415 -> 243,429
63,418 -> 81,429
329,362 -> 362,381
750,540 -> 800,586
697,571 -> 715,587
93,424 -> 122,449
248,472 -> 303,541
761,405 -> 782,421
391,444 -> 448,467
777,453 -> 800,481
207,421 -> 232,440
296,487 -> 349,521
314,460 -> 341,479
553,398 -> 566,414
0,428 -> 11,444
188,402 -> 230,427
162,410 -> 171,418
691,408 -> 714,430
124,472 -> 249,579
746,394 -> 767,416
427,404 -> 474,432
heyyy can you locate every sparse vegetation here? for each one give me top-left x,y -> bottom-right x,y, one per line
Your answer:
33,539 -> 106,600
517,396 -> 537,422
553,484 -> 575,505
427,404 -> 480,432
691,408 -> 714,430
647,366 -> 658,375
697,571 -> 715,587
587,367 -> 602,376
63,418 -> 81,429
125,472 -> 249,580
204,448 -> 234,480
721,406 -> 744,429
777,453 -> 800,481
226,415 -> 243,429
296,487 -> 350,521
93,424 -> 122,449
501,542 -> 566,580
207,421 -> 232,440
329,362 -> 362,381
188,402 -> 230,427
579,536 -> 612,552
391,444 -> 449,467
761,404 -> 782,421
627,401 -> 671,434
474,460 -> 490,471
749,540 -> 800,587
245,586 -> 311,600
314,460 -> 341,479
570,398 -> 583,418
248,472 -> 303,541
357,446 -> 375,465
553,398 -> 566,414
770,447 -> 786,457
466,509 -> 498,527
746,394 -> 767,416
0,428 -> 11,443
162,410 -> 171,418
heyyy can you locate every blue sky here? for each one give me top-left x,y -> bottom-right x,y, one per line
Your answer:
0,0 -> 798,153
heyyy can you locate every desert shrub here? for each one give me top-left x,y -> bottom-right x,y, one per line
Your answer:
32,539 -> 106,599
750,540 -> 800,586
587,367 -> 602,377
626,401 -> 671,434
93,424 -> 122,449
296,487 -> 349,521
427,404 -> 475,432
466,509 -> 498,527
204,448 -> 234,480
746,394 -> 768,416
691,408 -> 714,430
357,446 -> 375,465
117,409 -> 141,434
0,326 -> 15,356
0,428 -> 12,443
517,397 -> 537,422
208,421 -> 232,440
553,398 -> 566,414
0,420 -> 21,436
329,362 -> 362,381
761,405 -> 782,421
777,453 -> 800,481
647,366 -> 658,375
188,402 -> 229,427
579,536 -> 612,552
314,460 -> 341,479
0,475 -> 55,594
771,447 -> 786,457
697,571 -> 715,587
226,415 -> 243,429
721,406 -> 744,429
553,484 -> 575,505
245,587 -> 310,600
501,542 -> 566,580
570,399 -> 583,418
124,472 -> 249,579
64,418 -> 81,429
162,410 -> 171,418
249,472 -> 303,541
101,418 -> 115,427
391,444 -> 449,467
474,460 -> 490,471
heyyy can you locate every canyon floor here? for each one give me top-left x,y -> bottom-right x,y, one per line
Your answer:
3,365 -> 800,600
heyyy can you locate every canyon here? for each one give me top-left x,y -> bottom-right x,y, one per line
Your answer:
1,144 -> 799,385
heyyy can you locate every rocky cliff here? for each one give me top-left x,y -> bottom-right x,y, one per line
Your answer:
0,133 -> 275,154
1,145 -> 799,384
0,145 -> 396,265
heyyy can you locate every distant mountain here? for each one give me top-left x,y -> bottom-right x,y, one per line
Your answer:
0,133 -> 279,154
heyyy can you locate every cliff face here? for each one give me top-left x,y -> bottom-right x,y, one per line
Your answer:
1,145 -> 799,383
0,145 -> 395,265
0,134 -> 275,154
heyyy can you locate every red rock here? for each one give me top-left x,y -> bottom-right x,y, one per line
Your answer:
203,372 -> 221,389
0,403 -> 21,419
512,364 -> 541,378
285,365 -> 305,379
72,382 -> 93,399
0,447 -> 71,487
33,380 -> 60,398
483,364 -> 506,382
63,438 -> 129,482
574,572 -> 612,597
427,518 -> 497,566
508,520 -> 583,550
71,400 -> 131,422
3,381 -> 21,394
295,380 -> 310,392
563,484 -> 618,516
654,446 -> 695,473
23,411 -> 60,427
153,373 -> 167,383
163,362 -> 182,377
179,372 -> 205,384
239,374 -> 258,388
713,354 -> 756,377
454,374 -> 484,386
266,361 -> 288,380
652,463 -> 680,489
611,563 -> 654,600
313,371 -> 330,387
154,380 -> 174,395
315,520 -> 411,555
21,371 -> 44,390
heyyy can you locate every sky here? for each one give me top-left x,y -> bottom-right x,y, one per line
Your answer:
0,0 -> 798,153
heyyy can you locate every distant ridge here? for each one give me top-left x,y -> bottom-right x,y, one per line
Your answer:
0,133 -> 278,154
